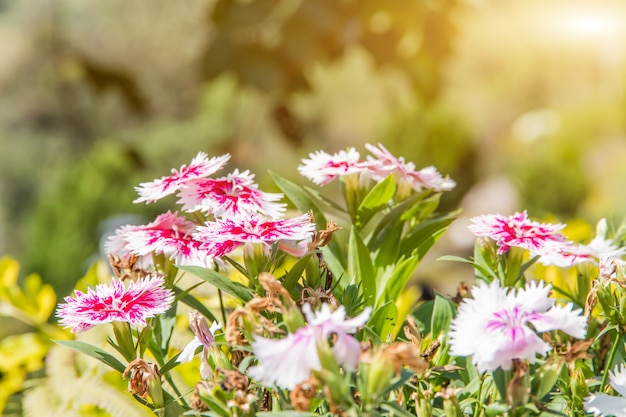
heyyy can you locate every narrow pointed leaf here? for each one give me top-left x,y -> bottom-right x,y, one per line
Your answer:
54,340 -> 126,373
180,266 -> 253,303
348,227 -> 375,306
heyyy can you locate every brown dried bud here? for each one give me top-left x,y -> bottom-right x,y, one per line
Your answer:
259,272 -> 293,302
308,221 -> 340,250
123,359 -> 160,399
190,381 -> 211,411
290,378 -> 318,411
225,309 -> 249,346
219,368 -> 249,392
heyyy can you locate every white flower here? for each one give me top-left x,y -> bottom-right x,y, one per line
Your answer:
177,311 -> 222,380
248,303 -> 371,389
448,280 -> 586,373
585,364 -> 626,417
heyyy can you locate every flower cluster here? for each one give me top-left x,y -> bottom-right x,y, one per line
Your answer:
53,145 -> 626,417
106,152 -> 315,268
298,143 -> 456,193
469,211 -> 626,267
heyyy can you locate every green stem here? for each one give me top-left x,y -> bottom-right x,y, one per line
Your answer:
600,329 -> 622,391
218,289 -> 227,325
474,372 -> 485,417
163,373 -> 188,408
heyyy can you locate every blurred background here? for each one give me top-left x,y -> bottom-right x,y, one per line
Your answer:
1,0 -> 626,297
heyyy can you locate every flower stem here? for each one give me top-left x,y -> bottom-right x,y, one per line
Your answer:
474,373 -> 485,417
218,289 -> 227,325
600,328 -> 622,391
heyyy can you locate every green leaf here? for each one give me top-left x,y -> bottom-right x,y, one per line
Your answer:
281,252 -> 313,299
356,175 -> 395,228
256,412 -> 319,417
380,401 -> 416,417
348,227 -> 376,306
368,193 -> 423,251
159,352 -> 182,374
270,171 -> 327,230
380,255 -> 420,306
369,301 -> 398,340
180,266 -> 253,303
54,340 -> 126,373
431,292 -> 455,339
399,212 -> 458,259
531,359 -> 564,401
411,300 -> 434,335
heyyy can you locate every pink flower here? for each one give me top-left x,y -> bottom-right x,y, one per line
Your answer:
194,213 -> 316,257
177,310 -> 222,380
57,276 -> 174,333
297,148 -> 370,186
364,143 -> 456,192
105,211 -> 215,268
176,170 -> 286,218
449,280 -> 586,373
248,303 -> 371,389
134,152 -> 230,204
468,211 -> 568,255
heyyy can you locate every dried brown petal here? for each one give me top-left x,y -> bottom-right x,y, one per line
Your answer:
123,358 -> 160,399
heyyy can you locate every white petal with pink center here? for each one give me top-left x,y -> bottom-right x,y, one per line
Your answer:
176,169 -> 286,218
56,276 -> 174,333
449,280 -> 586,373
249,303 -> 371,389
194,213 -> 315,257
468,211 -> 568,255
105,211 -> 215,268
134,152 -> 230,203
298,148 -> 370,186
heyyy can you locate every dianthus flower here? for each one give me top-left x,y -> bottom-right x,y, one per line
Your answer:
365,143 -> 456,192
105,211 -> 215,267
194,213 -> 316,258
248,303 -> 371,389
297,148 -> 370,186
134,152 -> 230,203
585,364 -> 626,417
468,211 -> 568,255
538,236 -> 626,268
449,280 -> 586,373
177,310 -> 222,380
57,276 -> 174,333
176,169 -> 286,218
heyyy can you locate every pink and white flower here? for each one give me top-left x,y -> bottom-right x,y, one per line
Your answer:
177,310 -> 222,380
134,152 -> 230,204
585,364 -> 626,417
57,276 -> 174,333
248,303 -> 371,389
449,280 -> 586,373
105,211 -> 215,268
298,148 -> 370,186
194,213 -> 316,257
365,143 -> 456,193
468,211 -> 569,255
538,236 -> 626,268
176,170 -> 286,218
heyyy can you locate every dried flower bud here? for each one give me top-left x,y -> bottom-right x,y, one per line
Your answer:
290,378 -> 318,411
123,359 -> 161,401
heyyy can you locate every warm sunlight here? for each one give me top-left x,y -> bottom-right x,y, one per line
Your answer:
551,3 -> 625,42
